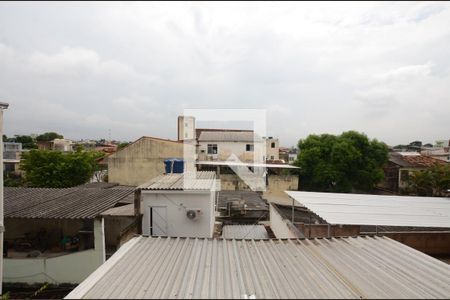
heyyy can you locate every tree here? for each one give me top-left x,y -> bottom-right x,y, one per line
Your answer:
20,149 -> 104,188
294,131 -> 389,193
408,164 -> 450,197
13,135 -> 38,149
36,132 -> 63,142
117,142 -> 130,150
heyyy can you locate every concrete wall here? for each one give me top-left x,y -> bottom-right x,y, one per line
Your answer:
3,249 -> 101,284
142,191 -> 215,238
265,138 -> 279,161
219,174 -> 298,193
269,204 -> 302,239
3,218 -> 105,284
107,137 -> 185,186
198,141 -> 265,162
104,217 -> 136,248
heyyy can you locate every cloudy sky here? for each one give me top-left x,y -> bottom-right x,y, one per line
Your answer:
1,2 -> 449,146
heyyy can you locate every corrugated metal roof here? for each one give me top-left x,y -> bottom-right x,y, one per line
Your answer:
198,131 -> 261,142
66,235 -> 450,299
222,225 -> 269,239
4,186 -> 135,219
139,171 -> 216,191
286,191 -> 450,228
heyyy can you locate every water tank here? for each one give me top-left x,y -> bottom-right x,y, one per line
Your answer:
164,158 -> 184,174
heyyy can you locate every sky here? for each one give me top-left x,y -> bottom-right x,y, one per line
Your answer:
1,1 -> 449,147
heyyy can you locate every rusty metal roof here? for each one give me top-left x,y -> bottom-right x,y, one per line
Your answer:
5,186 -> 135,219
139,171 -> 216,191
66,235 -> 450,299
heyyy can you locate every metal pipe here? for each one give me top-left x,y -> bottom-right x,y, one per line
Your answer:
0,102 -> 9,295
327,224 -> 331,238
291,197 -> 295,224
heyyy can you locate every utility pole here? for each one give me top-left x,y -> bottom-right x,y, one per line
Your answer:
0,102 -> 9,296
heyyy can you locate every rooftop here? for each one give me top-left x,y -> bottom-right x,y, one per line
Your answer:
221,225 -> 269,239
5,184 -> 135,219
286,191 -> 450,228
139,171 -> 216,191
389,152 -> 447,168
66,235 -> 450,299
198,131 -> 261,142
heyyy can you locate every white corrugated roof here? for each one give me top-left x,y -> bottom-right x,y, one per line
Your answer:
286,191 -> 450,228
139,171 -> 216,191
221,225 -> 269,239
66,235 -> 450,299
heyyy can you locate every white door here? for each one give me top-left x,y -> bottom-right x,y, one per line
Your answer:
150,206 -> 168,236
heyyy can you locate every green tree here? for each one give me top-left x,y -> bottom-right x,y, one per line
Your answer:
36,132 -> 63,142
408,164 -> 450,197
13,135 -> 38,149
20,150 -> 104,188
294,131 -> 389,193
117,142 -> 130,150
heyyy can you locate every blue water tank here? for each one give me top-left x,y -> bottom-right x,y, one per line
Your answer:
164,158 -> 184,174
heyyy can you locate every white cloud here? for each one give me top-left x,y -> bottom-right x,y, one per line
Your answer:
0,2 -> 450,145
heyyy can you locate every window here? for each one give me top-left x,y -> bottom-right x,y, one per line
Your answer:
270,155 -> 274,160
271,142 -> 275,148
207,144 -> 218,154
246,144 -> 254,151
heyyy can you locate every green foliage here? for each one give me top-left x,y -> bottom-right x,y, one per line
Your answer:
20,150 -> 104,188
117,142 -> 130,150
408,164 -> 450,197
36,132 -> 63,142
11,135 -> 38,149
4,173 -> 24,187
2,291 -> 10,300
294,131 -> 389,193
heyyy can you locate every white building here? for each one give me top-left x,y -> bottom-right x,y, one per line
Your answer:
264,137 -> 279,161
140,171 -> 217,238
197,131 -> 265,162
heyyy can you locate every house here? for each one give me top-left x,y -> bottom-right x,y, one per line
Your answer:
66,235 -> 450,299
3,183 -> 140,284
197,130 -> 265,162
3,142 -> 22,175
37,138 -> 73,152
264,136 -> 279,161
139,171 -> 217,238
178,115 -> 266,163
380,152 -> 448,193
421,147 -> 450,163
107,136 -> 186,186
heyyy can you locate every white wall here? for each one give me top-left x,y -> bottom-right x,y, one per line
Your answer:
3,218 -> 105,284
3,249 -> 101,284
142,191 -> 215,238
198,141 -> 265,162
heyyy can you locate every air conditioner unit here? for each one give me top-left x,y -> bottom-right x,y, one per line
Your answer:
186,208 -> 202,221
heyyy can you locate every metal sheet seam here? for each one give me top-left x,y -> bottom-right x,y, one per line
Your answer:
303,238 -> 367,299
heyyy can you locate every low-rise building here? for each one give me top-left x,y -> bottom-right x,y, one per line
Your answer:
107,136 -> 185,186
3,183 -> 139,284
380,152 -> 448,193
139,171 -> 217,238
3,142 -> 22,175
